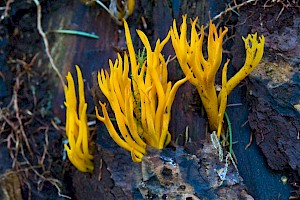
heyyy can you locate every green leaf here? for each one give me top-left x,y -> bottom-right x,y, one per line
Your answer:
52,29 -> 99,39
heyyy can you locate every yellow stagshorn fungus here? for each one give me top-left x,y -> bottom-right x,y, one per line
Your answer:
95,20 -> 190,162
170,15 -> 265,136
64,66 -> 94,172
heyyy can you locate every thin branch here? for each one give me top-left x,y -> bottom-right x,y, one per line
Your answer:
33,0 -> 65,87
0,0 -> 13,20
245,132 -> 253,150
204,0 -> 256,29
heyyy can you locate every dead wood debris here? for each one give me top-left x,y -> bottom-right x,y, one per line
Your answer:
263,0 -> 300,21
0,54 -> 69,199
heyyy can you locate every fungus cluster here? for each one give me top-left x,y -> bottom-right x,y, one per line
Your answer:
63,15 -> 265,171
64,66 -> 94,172
95,20 -> 190,162
170,16 -> 265,136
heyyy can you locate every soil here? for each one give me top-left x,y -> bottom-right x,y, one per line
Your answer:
0,0 -> 299,199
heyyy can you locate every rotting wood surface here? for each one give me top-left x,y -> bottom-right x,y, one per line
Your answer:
50,0 -> 295,199
0,0 -> 296,199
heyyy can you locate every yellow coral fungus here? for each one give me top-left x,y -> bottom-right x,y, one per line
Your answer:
226,33 -> 265,94
95,19 -> 190,162
170,15 -> 265,136
64,65 -> 94,172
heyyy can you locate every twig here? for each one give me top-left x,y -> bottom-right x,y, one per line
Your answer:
241,119 -> 249,127
0,0 -> 13,20
203,0 -> 256,29
15,53 -> 40,71
245,132 -> 253,150
13,77 -> 33,157
94,0 -> 121,25
227,103 -> 243,107
98,159 -> 103,181
32,0 -> 65,87
0,71 -> 5,81
38,127 -> 49,170
166,55 -> 177,66
1,50 -> 67,199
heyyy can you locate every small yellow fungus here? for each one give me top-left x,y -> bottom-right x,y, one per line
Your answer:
95,19 -> 189,162
170,15 -> 265,136
64,66 -> 94,172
